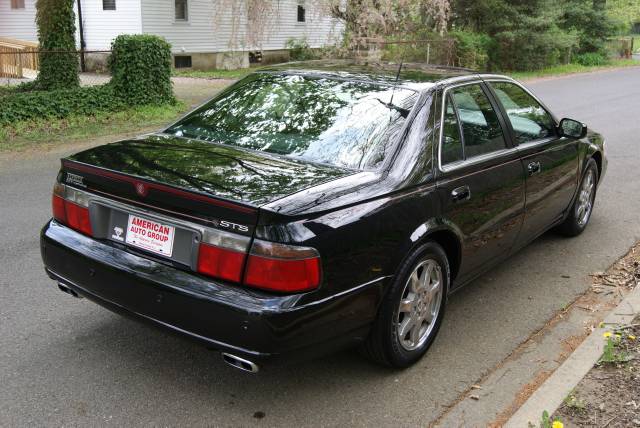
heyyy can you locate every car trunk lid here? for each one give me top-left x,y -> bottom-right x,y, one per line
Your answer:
62,134 -> 354,233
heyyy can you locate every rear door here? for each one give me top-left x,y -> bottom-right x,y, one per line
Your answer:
484,80 -> 580,246
436,82 -> 526,285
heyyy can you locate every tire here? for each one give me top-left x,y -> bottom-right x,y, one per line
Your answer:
361,241 -> 449,368
556,158 -> 599,237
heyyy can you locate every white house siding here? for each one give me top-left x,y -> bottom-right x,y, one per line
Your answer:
141,0 -> 219,53
256,1 -> 343,51
0,0 -> 38,42
78,0 -> 142,50
141,0 -> 342,54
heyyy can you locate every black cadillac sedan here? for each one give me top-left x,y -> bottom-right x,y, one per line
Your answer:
40,60 -> 606,371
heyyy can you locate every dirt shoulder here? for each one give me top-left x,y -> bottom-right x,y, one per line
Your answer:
437,241 -> 640,427
553,323 -> 640,427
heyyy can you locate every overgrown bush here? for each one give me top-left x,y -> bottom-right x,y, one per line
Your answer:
286,38 -> 318,61
0,86 -> 126,126
34,0 -> 79,90
450,30 -> 493,70
109,34 -> 174,105
573,52 -> 610,66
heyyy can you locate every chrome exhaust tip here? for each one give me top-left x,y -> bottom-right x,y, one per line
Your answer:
222,353 -> 259,373
57,282 -> 81,298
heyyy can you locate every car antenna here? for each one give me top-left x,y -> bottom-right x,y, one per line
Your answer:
388,58 -> 404,106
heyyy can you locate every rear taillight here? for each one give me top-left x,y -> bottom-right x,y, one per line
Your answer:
52,183 -> 93,236
244,239 -> 321,292
196,229 -> 250,282
197,243 -> 245,282
196,236 -> 321,293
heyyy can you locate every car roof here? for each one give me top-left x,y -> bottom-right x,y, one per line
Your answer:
257,59 -> 478,90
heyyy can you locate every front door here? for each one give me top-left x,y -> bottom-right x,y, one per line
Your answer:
485,81 -> 580,245
436,82 -> 526,285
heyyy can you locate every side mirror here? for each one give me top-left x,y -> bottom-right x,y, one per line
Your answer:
559,118 -> 587,139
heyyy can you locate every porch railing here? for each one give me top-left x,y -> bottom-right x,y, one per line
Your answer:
0,38 -> 39,78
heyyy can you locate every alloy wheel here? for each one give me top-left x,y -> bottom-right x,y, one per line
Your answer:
395,259 -> 443,351
576,169 -> 595,227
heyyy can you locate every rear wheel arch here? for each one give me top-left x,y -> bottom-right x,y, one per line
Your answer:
423,230 -> 461,283
393,223 -> 462,285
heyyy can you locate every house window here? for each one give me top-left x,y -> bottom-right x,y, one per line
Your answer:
175,0 -> 188,21
102,0 -> 116,11
174,56 -> 192,68
11,0 -> 25,9
297,2 -> 305,22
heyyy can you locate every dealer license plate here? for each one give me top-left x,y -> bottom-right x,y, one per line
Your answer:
125,214 -> 175,257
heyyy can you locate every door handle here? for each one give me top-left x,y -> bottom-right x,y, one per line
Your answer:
527,161 -> 541,176
451,185 -> 471,202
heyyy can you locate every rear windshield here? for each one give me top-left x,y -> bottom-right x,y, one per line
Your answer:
166,73 -> 418,169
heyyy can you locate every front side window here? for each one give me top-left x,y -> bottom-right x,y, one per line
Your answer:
450,84 -> 506,159
166,74 -> 418,170
490,82 -> 556,145
175,0 -> 188,21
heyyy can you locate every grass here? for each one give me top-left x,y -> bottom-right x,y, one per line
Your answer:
172,68 -> 252,80
563,390 -> 586,413
509,58 -> 640,80
599,333 -> 630,365
0,101 -> 187,153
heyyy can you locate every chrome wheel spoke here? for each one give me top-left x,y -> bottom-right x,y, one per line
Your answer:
409,319 -> 422,345
398,317 -> 415,339
410,271 -> 421,293
399,298 -> 415,313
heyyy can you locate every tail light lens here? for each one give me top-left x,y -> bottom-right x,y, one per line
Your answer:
197,243 -> 245,282
196,229 -> 250,282
51,183 -> 93,236
244,239 -> 321,292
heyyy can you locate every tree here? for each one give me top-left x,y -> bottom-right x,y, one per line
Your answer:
328,0 -> 451,46
561,0 -> 616,54
35,0 -> 79,90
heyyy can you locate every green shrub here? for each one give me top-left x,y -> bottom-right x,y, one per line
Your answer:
286,38 -> 318,61
35,0 -> 79,90
573,52 -> 610,66
492,27 -> 578,71
451,30 -> 494,70
109,34 -> 174,105
0,85 -> 126,126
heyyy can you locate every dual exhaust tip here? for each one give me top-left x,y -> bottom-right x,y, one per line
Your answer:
222,353 -> 259,373
57,282 -> 259,373
58,282 -> 81,298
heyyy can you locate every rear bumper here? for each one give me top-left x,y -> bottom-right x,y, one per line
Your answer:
40,220 -> 386,366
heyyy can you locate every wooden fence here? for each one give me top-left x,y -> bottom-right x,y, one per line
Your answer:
0,38 -> 39,78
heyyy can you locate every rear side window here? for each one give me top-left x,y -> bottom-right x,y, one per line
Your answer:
441,94 -> 463,164
490,82 -> 556,145
441,83 -> 506,165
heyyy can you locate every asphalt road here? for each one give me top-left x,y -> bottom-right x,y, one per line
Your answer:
1,68 -> 639,427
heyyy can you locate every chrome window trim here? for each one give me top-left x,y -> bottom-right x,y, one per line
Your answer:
437,80 -> 512,173
439,146 -> 520,173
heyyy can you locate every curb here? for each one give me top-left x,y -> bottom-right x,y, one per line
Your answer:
506,284 -> 640,427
